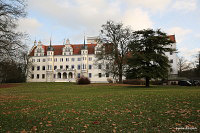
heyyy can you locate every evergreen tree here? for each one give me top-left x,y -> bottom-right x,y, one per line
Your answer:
127,29 -> 175,87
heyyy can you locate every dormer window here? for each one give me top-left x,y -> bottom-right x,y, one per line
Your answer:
34,46 -> 44,56
62,45 -> 73,55
95,44 -> 102,54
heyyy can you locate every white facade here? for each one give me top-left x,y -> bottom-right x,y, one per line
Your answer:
27,38 -> 110,83
27,36 -> 178,83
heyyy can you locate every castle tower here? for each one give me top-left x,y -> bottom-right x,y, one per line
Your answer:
46,38 -> 54,82
81,36 -> 88,77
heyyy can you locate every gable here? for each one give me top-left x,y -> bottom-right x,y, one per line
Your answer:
29,44 -> 97,56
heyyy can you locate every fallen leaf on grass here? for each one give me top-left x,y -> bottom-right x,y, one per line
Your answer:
112,123 -> 116,126
83,124 -> 89,128
46,124 -> 52,127
32,126 -> 37,132
47,121 -> 52,123
93,121 -> 100,125
175,123 -> 181,126
20,129 -> 27,133
148,118 -> 152,121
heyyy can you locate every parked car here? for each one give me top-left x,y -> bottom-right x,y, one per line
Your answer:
190,80 -> 200,86
178,80 -> 192,86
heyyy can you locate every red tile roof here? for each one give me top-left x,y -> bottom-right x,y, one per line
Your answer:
29,44 -> 97,56
168,35 -> 176,43
29,35 -> 175,56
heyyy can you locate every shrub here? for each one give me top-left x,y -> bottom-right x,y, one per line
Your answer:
123,79 -> 145,85
77,76 -> 91,85
107,78 -> 113,83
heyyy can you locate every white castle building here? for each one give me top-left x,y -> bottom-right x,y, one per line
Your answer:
27,36 -> 178,83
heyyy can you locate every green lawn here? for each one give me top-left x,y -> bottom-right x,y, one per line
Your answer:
0,83 -> 199,132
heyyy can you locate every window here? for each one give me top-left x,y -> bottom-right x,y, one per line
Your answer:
71,58 -> 75,61
78,65 -> 81,70
78,73 -> 81,78
60,65 -> 63,69
170,59 -> 173,63
37,66 -> 40,70
106,73 -> 109,77
66,65 -> 69,69
98,64 -> 101,69
60,58 -> 63,62
89,73 -> 92,78
37,59 -> 40,62
37,74 -> 39,79
47,65 -> 52,70
170,52 -> 173,55
82,64 -> 86,69
54,74 -> 56,78
170,68 -> 173,72
106,64 -> 109,69
99,73 -> 102,78
42,74 -> 45,79
43,59 -> 46,62
54,58 -> 57,62
89,57 -> 92,61
54,66 -> 57,70
78,58 -> 81,61
71,65 -> 74,69
42,66 -> 45,70
31,74 -> 34,79
89,65 -> 92,69
66,58 -> 69,62
32,66 -> 34,71
32,59 -> 35,62
48,58 -> 52,61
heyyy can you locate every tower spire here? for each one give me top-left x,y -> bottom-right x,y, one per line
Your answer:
84,34 -> 86,46
83,33 -> 87,49
50,37 -> 52,47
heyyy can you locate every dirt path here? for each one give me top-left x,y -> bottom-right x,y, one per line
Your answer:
0,83 -> 22,88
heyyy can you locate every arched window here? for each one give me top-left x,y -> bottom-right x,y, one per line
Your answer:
68,72 -> 73,78
63,72 -> 67,79
58,72 -> 61,79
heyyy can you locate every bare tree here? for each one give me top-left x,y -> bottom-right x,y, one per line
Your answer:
0,0 -> 27,61
95,20 -> 133,83
177,56 -> 191,76
0,0 -> 28,83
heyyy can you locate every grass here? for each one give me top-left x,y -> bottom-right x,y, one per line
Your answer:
0,83 -> 199,132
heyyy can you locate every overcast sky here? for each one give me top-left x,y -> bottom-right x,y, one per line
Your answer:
17,0 -> 200,61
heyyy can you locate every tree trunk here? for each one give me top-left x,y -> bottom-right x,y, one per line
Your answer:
146,77 -> 150,88
119,74 -> 122,83
118,64 -> 123,83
